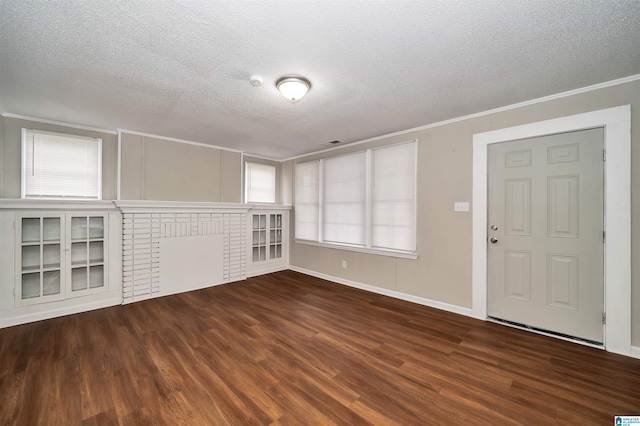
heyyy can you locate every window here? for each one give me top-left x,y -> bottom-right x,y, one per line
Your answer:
22,129 -> 102,199
294,141 -> 416,255
323,152 -> 366,245
245,162 -> 276,203
294,161 -> 320,241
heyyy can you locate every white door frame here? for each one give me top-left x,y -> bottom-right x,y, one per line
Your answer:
472,105 -> 631,356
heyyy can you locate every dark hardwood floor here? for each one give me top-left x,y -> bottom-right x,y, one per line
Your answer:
1,270 -> 638,425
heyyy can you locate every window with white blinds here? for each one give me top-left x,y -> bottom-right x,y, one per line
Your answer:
245,162 -> 276,203
371,142 -> 416,251
294,141 -> 416,255
323,152 -> 366,245
21,129 -> 102,199
294,161 -> 320,241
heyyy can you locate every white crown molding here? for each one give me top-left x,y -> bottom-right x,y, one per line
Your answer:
1,113 -> 117,135
243,153 -> 283,162
280,73 -> 640,162
117,129 -> 244,153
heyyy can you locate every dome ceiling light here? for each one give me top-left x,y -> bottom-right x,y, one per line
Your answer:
276,76 -> 311,103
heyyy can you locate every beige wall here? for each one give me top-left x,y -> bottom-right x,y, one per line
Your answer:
285,80 -> 640,346
119,132 -> 242,202
0,117 -> 118,199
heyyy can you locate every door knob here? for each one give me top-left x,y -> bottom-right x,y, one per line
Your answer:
490,225 -> 498,231
490,237 -> 498,243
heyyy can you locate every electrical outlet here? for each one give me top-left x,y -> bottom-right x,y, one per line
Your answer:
454,202 -> 469,212
341,260 -> 347,269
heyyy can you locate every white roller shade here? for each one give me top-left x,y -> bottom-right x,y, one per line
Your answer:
245,162 -> 276,203
371,142 -> 416,251
22,129 -> 102,199
294,160 -> 320,241
323,152 -> 366,245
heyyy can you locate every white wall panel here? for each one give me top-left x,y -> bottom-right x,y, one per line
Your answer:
121,211 -> 246,304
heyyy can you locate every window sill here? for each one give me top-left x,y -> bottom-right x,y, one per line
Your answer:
0,199 -> 117,211
293,239 -> 418,260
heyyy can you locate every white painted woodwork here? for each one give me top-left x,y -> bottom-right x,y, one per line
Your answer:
473,105 -> 631,356
247,208 -> 291,277
0,200 -> 122,328
121,210 -> 247,303
159,235 -> 224,297
15,212 -> 110,306
487,128 -> 604,343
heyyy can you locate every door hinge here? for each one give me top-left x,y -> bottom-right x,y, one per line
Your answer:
602,312 -> 606,325
603,231 -> 606,243
603,149 -> 606,161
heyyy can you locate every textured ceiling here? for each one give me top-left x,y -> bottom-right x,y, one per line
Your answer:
1,1 -> 639,159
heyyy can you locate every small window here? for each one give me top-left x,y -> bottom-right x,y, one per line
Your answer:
245,162 -> 276,203
21,129 -> 102,199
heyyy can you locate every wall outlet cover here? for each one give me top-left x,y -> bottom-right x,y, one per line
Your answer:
454,202 -> 470,212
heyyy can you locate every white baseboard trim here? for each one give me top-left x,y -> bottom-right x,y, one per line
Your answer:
289,266 -> 478,319
631,346 -> 640,360
247,264 -> 290,278
0,297 -> 122,329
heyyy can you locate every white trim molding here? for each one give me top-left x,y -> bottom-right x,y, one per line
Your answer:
472,105 -> 632,357
114,200 -> 254,214
289,266 -> 476,318
0,296 -> 122,329
117,128 -> 244,153
247,264 -> 290,278
1,113 -> 117,135
0,199 -> 118,211
282,74 -> 640,162
631,346 -> 640,360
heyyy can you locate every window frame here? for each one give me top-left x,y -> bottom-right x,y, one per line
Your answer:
21,128 -> 102,200
294,140 -> 418,259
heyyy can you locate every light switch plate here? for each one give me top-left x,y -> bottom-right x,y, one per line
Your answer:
454,202 -> 469,212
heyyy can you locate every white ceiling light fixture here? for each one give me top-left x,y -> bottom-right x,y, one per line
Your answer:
276,76 -> 311,103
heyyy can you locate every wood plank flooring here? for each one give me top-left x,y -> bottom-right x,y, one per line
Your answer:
1,270 -> 639,425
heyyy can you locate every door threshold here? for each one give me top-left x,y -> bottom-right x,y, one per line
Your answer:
487,316 -> 604,349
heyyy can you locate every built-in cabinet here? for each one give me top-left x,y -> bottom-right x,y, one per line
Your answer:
1,200 -> 289,328
248,208 -> 289,276
0,200 -> 122,328
251,212 -> 283,263
16,212 -> 108,306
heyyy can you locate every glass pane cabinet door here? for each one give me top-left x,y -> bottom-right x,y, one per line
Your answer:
18,216 -> 64,304
252,214 -> 267,262
16,213 -> 107,306
69,215 -> 105,295
251,212 -> 285,264
269,214 -> 283,260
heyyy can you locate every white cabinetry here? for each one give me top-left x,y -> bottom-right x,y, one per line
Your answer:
16,212 -> 108,306
248,207 -> 289,276
0,200 -> 122,328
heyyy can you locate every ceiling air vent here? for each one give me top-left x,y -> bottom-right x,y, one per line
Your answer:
329,140 -> 341,145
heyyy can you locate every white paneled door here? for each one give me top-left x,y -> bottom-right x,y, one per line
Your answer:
487,128 -> 604,343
